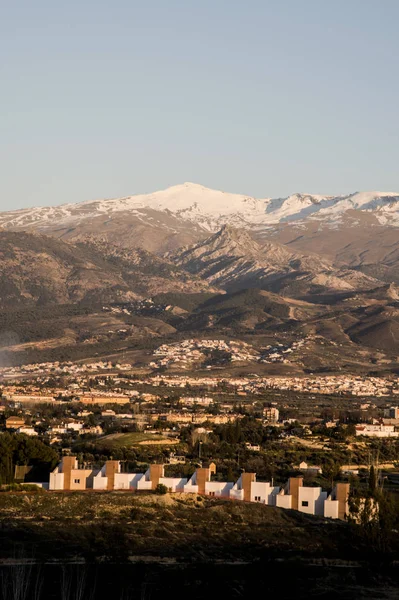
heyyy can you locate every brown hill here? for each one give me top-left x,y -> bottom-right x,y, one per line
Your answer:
0,231 -> 213,309
170,226 -> 380,297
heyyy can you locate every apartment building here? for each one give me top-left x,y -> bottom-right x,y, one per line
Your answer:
49,457 -> 350,520
263,407 -> 279,422
6,395 -> 56,405
6,416 -> 25,429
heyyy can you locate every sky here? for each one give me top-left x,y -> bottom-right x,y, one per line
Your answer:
1,0 -> 399,211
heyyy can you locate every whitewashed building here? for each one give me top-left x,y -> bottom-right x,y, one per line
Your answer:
48,457 -> 350,520
355,423 -> 398,438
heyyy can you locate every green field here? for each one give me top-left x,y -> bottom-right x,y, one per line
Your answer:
96,432 -> 179,448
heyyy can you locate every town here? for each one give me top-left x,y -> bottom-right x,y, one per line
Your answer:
1,344 -> 399,526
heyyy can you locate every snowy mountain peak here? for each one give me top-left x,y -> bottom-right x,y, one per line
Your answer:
1,184 -> 399,237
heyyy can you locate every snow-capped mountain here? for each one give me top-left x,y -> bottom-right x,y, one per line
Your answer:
2,183 -> 399,236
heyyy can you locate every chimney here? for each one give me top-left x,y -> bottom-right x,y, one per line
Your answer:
195,467 -> 210,495
105,461 -> 120,491
336,483 -> 350,520
149,464 -> 164,490
241,472 -> 256,502
288,476 -> 303,511
61,456 -> 77,491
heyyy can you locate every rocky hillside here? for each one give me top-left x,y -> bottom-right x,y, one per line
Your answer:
169,225 -> 380,296
269,221 -> 399,287
0,231 -> 213,308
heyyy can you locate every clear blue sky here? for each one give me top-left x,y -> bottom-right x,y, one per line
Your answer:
1,0 -> 398,210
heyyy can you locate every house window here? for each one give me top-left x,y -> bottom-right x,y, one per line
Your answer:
74,479 -> 80,484
254,496 -> 261,502
209,491 -> 215,497
301,501 -> 309,507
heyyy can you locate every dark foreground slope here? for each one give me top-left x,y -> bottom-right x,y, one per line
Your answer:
1,492 -> 399,599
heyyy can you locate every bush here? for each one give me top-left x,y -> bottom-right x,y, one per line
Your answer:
154,484 -> 168,495
0,483 -> 45,493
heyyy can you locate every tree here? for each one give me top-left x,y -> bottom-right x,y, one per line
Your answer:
322,460 -> 342,488
154,483 -> 168,495
0,433 -> 58,485
368,465 -> 377,494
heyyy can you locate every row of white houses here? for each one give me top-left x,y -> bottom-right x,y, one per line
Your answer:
49,457 -> 350,520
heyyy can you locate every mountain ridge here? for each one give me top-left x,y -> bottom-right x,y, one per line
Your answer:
0,231 -> 214,309
169,225 -> 380,297
2,183 -> 399,237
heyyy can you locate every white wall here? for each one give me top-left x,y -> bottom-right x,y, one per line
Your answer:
67,423 -> 84,431
298,487 -> 327,516
269,487 -> 280,506
130,473 -> 145,490
49,471 -> 64,491
315,491 -> 328,516
136,477 -> 153,491
183,480 -> 199,494
93,476 -> 107,490
324,498 -> 339,519
251,482 -> 279,505
114,473 -> 133,490
276,493 -> 292,510
159,477 -> 187,492
230,487 -> 244,501
205,481 -> 234,498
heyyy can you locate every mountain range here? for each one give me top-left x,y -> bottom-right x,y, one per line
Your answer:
2,182 -> 399,280
3,182 -> 399,230
1,182 -> 399,368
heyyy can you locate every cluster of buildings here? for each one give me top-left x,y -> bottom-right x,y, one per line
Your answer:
150,339 -> 259,370
258,339 -> 305,364
2,389 -> 143,407
253,376 -> 399,397
0,360 -> 132,379
2,354 -> 399,401
149,338 -> 308,370
102,299 -> 166,317
5,415 -> 103,441
48,457 -> 349,521
355,422 -> 399,438
137,374 -> 399,397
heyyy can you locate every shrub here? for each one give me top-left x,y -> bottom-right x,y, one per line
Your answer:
154,484 -> 168,495
0,483 -> 44,493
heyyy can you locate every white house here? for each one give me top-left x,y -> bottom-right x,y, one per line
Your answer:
17,426 -> 38,437
355,423 -> 398,438
48,458 -> 350,520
